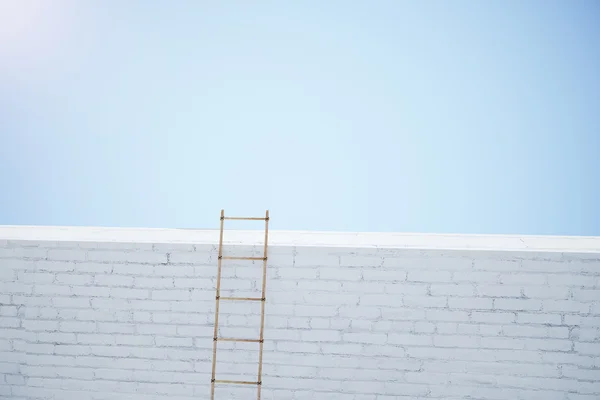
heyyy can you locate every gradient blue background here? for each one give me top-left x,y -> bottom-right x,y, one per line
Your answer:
1,1 -> 599,235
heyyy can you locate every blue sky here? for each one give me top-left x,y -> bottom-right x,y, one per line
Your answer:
1,1 -> 599,235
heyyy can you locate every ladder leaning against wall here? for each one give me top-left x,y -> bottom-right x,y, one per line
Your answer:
210,209 -> 270,400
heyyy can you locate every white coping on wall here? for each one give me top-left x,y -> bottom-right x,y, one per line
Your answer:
0,225 -> 599,253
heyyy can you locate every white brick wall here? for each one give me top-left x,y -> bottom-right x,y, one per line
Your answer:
0,228 -> 599,399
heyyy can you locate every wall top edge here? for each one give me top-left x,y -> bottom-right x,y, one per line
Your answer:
0,225 -> 599,253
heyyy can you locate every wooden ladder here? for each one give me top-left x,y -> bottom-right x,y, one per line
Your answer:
210,209 -> 270,400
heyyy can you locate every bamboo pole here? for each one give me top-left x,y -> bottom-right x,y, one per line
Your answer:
256,210 -> 269,400
210,209 -> 225,400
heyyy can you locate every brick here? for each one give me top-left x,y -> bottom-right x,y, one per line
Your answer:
317,344 -> 362,356
339,255 -> 383,267
173,278 -> 211,289
319,268 -> 362,281
6,374 -> 25,385
330,318 -> 352,330
94,275 -> 134,287
425,309 -> 469,322
17,271 -> 54,284
543,300 -> 590,313
0,282 -> 33,294
22,320 -> 59,331
155,336 -> 193,347
52,297 -> 90,308
525,338 -> 572,351
570,327 -> 600,342
0,317 -> 20,328
495,299 -> 542,311
151,290 -> 191,301
523,286 -> 570,299
90,298 -> 131,310
476,284 -> 521,298
268,328 -> 302,341
359,294 -> 399,306
37,332 -> 76,344
277,341 -> 320,353
404,296 -> 447,308
97,322 -> 135,334
1,247 -> 48,259
499,273 -> 547,285
453,271 -> 499,283
136,277 -> 174,288
448,297 -> 493,310
516,312 -> 561,325
384,283 -> 428,295
0,305 -> 18,317
168,252 -> 211,264
111,264 -> 153,275
343,332 -> 387,344
547,274 -> 596,287
574,342 -> 600,356
76,262 -> 113,273
59,321 -> 96,332
154,265 -> 195,277
34,284 -> 71,295
430,284 -> 475,296
72,286 -> 111,297
54,274 -> 92,285
47,249 -> 86,261
301,330 -> 340,342
562,365 -> 600,381
414,321 -> 436,333
137,324 -> 177,335
480,337 -> 526,350
566,315 -> 600,327
407,271 -> 452,283
572,289 -> 600,302
503,325 -> 568,338
474,259 -> 520,271
404,257 -> 472,271
304,293 -> 359,306
470,311 -> 515,323
295,305 -> 338,317
389,333 -> 432,346
297,280 -> 341,292
110,288 -> 150,299
340,306 -> 382,319
294,253 -> 339,267
76,333 -> 115,345
0,339 -> 10,351
35,260 -> 76,272
363,269 -> 406,282
277,267 -> 318,280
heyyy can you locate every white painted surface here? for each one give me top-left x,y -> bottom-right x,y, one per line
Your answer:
0,227 -> 599,399
1,225 -> 600,252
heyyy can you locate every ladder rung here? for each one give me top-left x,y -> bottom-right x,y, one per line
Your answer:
214,379 -> 260,385
221,256 -> 266,261
223,216 -> 268,221
220,297 -> 264,301
216,337 -> 262,343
